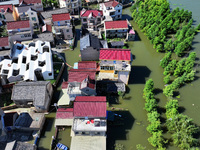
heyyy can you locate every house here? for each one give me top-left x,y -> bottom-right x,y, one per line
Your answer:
0,37 -> 10,50
11,81 -> 53,112
58,0 -> 81,14
62,68 -> 97,101
52,13 -> 73,40
14,112 -> 45,131
109,41 -> 124,48
33,32 -> 55,46
5,141 -> 36,150
55,108 -> 74,127
16,7 -> 39,29
80,9 -> 103,31
104,20 -> 128,39
97,48 -> 131,85
70,96 -> 106,150
0,5 -> 19,22
7,20 -> 33,42
99,0 -> 122,21
40,8 -> 69,25
80,33 -> 107,61
0,41 -> 54,83
19,0 -> 43,12
77,61 -> 97,70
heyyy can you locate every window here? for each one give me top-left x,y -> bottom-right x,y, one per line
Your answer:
48,73 -> 52,76
13,69 -> 19,76
97,18 -> 101,22
65,21 -> 68,23
32,17 -> 36,21
31,55 -> 37,61
3,69 -> 9,74
38,61 -> 46,67
12,58 -> 18,64
118,15 -> 120,18
26,63 -> 29,70
66,29 -> 69,32
83,18 -> 87,22
110,12 -> 115,16
118,10 -> 120,13
22,56 -> 26,64
90,20 -> 94,23
31,12 -> 33,15
43,46 -> 49,52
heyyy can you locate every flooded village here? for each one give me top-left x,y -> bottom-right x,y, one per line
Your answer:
0,0 -> 200,149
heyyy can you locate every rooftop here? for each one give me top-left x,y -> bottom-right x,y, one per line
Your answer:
5,141 -> 36,150
75,96 -> 106,102
78,61 -> 97,70
33,33 -> 54,43
0,4 -> 13,12
104,0 -> 119,8
74,96 -> 107,117
19,0 -> 41,4
52,13 -> 70,22
81,10 -> 103,17
68,69 -> 96,83
7,20 -> 30,30
105,20 -> 128,29
0,37 -> 9,47
56,108 -> 74,119
100,48 -> 131,61
41,8 -> 69,19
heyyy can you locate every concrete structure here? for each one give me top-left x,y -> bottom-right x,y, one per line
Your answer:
0,41 -> 54,83
18,0 -> 43,12
97,48 -> 131,84
11,81 -> 53,112
55,108 -> 74,127
16,7 -> 39,29
52,13 -> 73,40
99,0 -> 122,20
58,0 -> 81,14
0,5 -> 19,22
80,9 -> 103,31
7,20 -> 33,42
5,141 -> 36,150
33,33 -> 55,46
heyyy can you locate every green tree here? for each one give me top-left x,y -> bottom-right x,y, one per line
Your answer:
164,39 -> 173,51
148,131 -> 166,148
163,74 -> 170,84
160,52 -> 172,68
147,111 -> 160,123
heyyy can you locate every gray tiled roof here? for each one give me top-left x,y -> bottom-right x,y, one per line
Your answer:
33,33 -> 54,43
12,81 -> 50,107
41,8 -> 69,19
107,83 -> 126,92
110,41 -> 124,46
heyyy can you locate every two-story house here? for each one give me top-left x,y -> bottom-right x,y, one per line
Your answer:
80,9 -> 103,31
0,5 -> 19,22
70,96 -> 106,150
104,20 -> 128,39
97,48 -> 131,85
100,0 -> 122,21
59,0 -> 81,14
16,7 -> 39,29
62,68 -> 97,101
7,20 -> 33,42
0,41 -> 54,83
52,13 -> 73,40
19,0 -> 43,12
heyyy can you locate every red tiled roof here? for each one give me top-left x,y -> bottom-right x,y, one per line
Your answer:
0,37 -> 9,47
56,108 -> 74,119
68,69 -> 96,83
75,96 -> 106,102
100,48 -> 131,61
62,82 -> 69,89
78,61 -> 97,70
74,101 -> 107,117
104,0 -> 119,7
105,20 -> 128,29
81,10 -> 103,18
0,5 -> 13,12
19,0 -> 42,4
52,13 -> 70,22
7,20 -> 30,30
42,24 -> 52,32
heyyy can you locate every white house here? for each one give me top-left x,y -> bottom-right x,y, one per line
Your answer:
99,0 -> 122,21
0,41 -> 54,83
7,20 -> 33,42
58,0 -> 81,14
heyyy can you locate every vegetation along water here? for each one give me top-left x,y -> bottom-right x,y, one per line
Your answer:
38,0 -> 200,149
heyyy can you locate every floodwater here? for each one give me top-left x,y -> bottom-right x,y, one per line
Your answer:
37,1 -> 200,149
